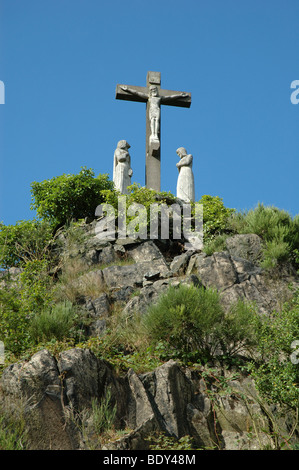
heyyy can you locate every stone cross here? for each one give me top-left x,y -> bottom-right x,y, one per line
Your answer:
116,71 -> 191,192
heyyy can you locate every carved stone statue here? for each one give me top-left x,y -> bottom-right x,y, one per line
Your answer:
176,147 -> 195,203
120,85 -> 188,144
113,140 -> 133,194
116,72 -> 191,191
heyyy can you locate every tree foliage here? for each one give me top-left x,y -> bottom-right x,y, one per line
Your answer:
199,195 -> 235,239
0,219 -> 53,269
30,167 -> 114,226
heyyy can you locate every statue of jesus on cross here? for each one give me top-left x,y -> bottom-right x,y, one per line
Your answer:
116,72 -> 191,192
120,84 -> 189,144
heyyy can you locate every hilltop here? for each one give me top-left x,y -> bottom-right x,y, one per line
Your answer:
0,170 -> 298,450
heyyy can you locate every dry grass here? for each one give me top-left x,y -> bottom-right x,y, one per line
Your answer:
54,257 -> 107,303
54,255 -> 136,304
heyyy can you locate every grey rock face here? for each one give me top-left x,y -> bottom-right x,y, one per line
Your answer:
0,350 -> 277,450
226,233 -> 263,265
102,241 -> 170,290
122,279 -> 171,317
85,292 -> 110,318
192,248 -> 294,314
170,252 -> 193,275
102,263 -> 142,288
140,360 -> 193,438
0,350 -> 76,450
127,240 -> 169,268
195,251 -> 262,290
78,235 -> 298,332
1,349 -> 60,402
58,348 -> 102,410
196,252 -> 239,290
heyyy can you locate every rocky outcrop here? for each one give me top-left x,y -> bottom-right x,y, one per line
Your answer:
1,230 -> 298,450
0,348 -> 131,449
225,233 -> 263,265
0,348 -> 277,450
190,248 -> 297,315
76,233 -> 297,323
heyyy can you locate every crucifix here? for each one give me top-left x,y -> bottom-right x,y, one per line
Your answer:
115,71 -> 191,192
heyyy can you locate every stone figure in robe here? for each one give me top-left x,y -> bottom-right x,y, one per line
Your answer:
113,140 -> 133,194
176,147 -> 195,203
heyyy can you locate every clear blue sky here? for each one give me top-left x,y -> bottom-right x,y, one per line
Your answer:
0,0 -> 298,225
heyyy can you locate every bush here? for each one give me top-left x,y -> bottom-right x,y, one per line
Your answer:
228,204 -> 299,269
19,259 -> 54,314
202,234 -> 229,256
142,284 -> 257,363
198,195 -> 235,249
0,284 -> 31,356
30,167 -> 114,226
229,204 -> 291,239
0,259 -> 54,356
29,301 -> 79,343
0,219 -> 53,269
248,288 -> 299,410
199,201 -> 299,270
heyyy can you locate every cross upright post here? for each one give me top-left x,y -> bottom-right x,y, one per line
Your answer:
116,71 -> 191,192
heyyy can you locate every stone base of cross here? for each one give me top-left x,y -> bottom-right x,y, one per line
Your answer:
116,72 -> 191,192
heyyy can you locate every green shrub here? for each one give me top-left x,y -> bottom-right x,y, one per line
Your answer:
228,204 -> 299,269
30,167 -> 114,226
19,259 -> 54,314
261,239 -> 291,269
0,284 -> 31,356
142,284 -> 257,364
219,299 -> 259,357
248,288 -> 299,410
0,219 -> 53,269
229,204 -> 291,239
29,301 -> 79,343
203,234 -> 229,256
197,195 -> 234,254
199,195 -> 235,237
0,259 -> 54,356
